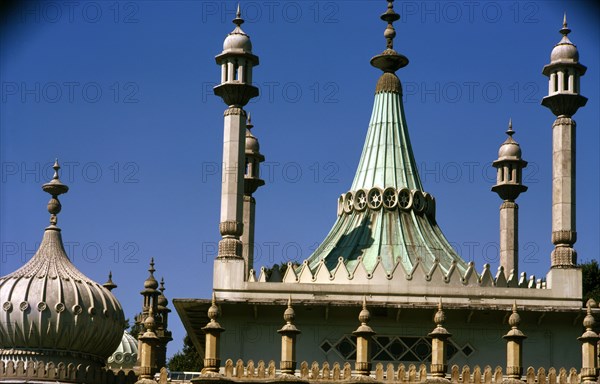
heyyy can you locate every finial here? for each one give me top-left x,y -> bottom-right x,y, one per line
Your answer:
508,301 -> 521,329
560,12 -> 571,36
370,0 -> 408,73
583,301 -> 596,331
358,297 -> 370,325
103,271 -> 118,291
42,159 -> 69,226
233,3 -> 244,27
381,0 -> 400,50
434,297 -> 446,327
506,118 -> 515,137
149,257 -> 155,274
247,113 -> 253,130
208,292 -> 220,322
159,277 -> 165,293
283,295 -> 295,324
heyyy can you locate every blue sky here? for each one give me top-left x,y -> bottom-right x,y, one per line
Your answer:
1,1 -> 599,358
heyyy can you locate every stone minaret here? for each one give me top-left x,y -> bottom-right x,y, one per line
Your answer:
136,259 -> 160,373
213,5 -> 259,284
542,15 -> 586,294
542,15 -> 586,268
492,120 -> 527,278
155,278 -> 173,370
242,114 -> 265,278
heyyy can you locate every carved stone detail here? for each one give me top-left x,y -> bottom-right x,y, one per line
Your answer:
551,246 -> 577,267
552,230 -> 577,245
219,221 -> 243,237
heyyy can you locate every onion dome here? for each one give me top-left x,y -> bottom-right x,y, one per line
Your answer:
497,119 -> 522,159
0,160 -> 125,368
143,258 -> 159,292
245,114 -> 261,155
107,331 -> 138,371
223,4 -> 252,53
550,14 -> 579,63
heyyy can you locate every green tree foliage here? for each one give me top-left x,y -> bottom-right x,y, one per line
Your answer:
582,259 -> 600,304
167,335 -> 203,372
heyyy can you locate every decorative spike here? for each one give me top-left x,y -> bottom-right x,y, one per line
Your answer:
103,271 -> 117,291
42,159 -> 69,226
247,113 -> 253,129
233,3 -> 244,27
149,258 -> 155,274
506,118 -> 514,137
159,277 -> 165,293
559,12 -> 571,36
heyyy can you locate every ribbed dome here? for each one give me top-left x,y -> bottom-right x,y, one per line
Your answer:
0,228 -> 125,363
107,331 -> 138,371
0,161 -> 125,367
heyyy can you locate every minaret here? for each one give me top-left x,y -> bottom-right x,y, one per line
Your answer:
155,278 -> 173,370
214,6 -> 258,260
492,120 -> 527,278
242,114 -> 265,277
136,258 -> 160,373
213,5 -> 259,284
541,15 -> 586,295
542,15 -> 586,269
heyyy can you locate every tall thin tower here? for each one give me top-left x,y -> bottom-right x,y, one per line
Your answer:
492,120 -> 527,278
542,15 -> 586,292
213,6 -> 259,272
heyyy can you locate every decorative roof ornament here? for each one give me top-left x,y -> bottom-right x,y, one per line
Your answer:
103,271 -> 118,291
143,257 -> 159,291
42,159 -> 69,227
370,0 -> 408,73
0,159 -> 125,369
222,3 -> 253,53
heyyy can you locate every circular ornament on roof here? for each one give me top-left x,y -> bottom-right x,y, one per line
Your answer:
383,187 -> 398,209
343,192 -> 354,214
88,307 -> 96,316
72,305 -> 83,315
19,301 -> 29,311
354,190 -> 368,212
367,188 -> 383,210
424,193 -> 435,218
55,303 -> 66,313
3,302 -> 12,312
114,352 -> 124,363
37,302 -> 47,312
412,190 -> 426,214
398,188 -> 412,211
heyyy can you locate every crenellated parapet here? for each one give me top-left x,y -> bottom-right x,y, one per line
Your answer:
0,361 -> 137,384
192,358 -> 585,384
250,259 -> 546,290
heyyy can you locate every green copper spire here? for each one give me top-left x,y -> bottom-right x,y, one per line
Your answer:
305,1 -> 468,276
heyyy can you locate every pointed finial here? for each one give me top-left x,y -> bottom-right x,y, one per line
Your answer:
381,0 -> 400,50
208,292 -> 220,322
149,257 -> 155,274
434,298 -> 446,327
159,277 -> 165,293
103,271 -> 118,291
247,113 -> 253,130
583,301 -> 596,331
506,118 -> 515,137
370,0 -> 408,73
42,159 -> 69,226
560,12 -> 571,36
508,301 -> 521,329
283,295 -> 296,324
358,296 -> 370,325
233,3 -> 244,27
287,295 -> 292,308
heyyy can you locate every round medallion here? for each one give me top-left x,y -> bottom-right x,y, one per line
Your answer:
382,187 -> 398,209
367,188 -> 383,210
3,302 -> 13,312
19,301 -> 29,311
88,307 -> 96,316
37,302 -> 47,311
412,190 -> 426,213
354,189 -> 368,212
343,192 -> 354,214
55,303 -> 65,313
398,188 -> 412,210
72,305 -> 83,315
